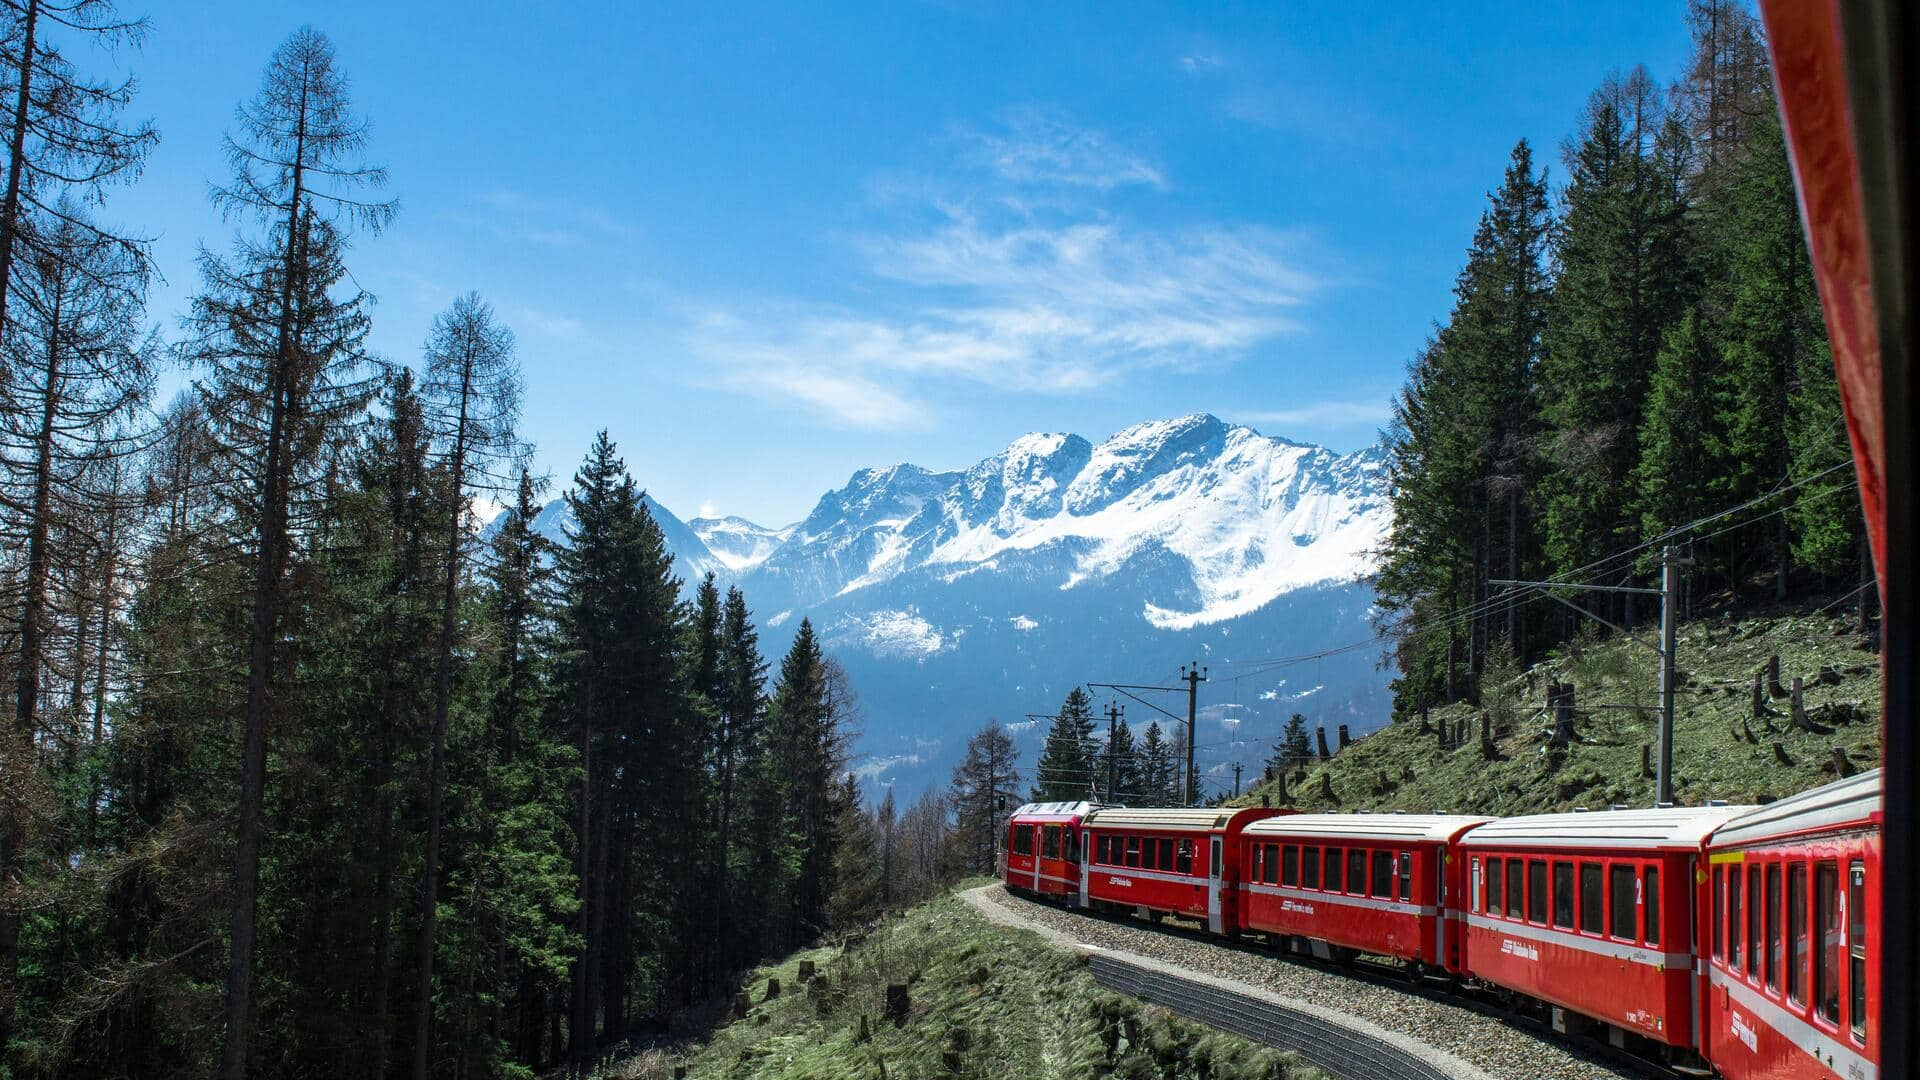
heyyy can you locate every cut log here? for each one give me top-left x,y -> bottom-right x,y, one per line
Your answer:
885,983 -> 910,1026
1831,747 -> 1856,778
1315,727 -> 1331,760
1337,724 -> 1351,750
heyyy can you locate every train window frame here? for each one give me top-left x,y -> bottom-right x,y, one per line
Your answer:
1252,844 -> 1265,883
1644,866 -> 1660,946
1141,837 -> 1159,871
1816,862 -> 1840,1025
1748,866 -> 1762,982
1766,863 -> 1782,991
1729,865 -> 1743,970
1849,861 -> 1866,1041
1507,859 -> 1525,919
1160,839 -> 1175,871
1264,844 -> 1280,886
1788,864 -> 1808,1004
1610,864 -> 1636,942
1485,857 -> 1501,914
1012,826 -> 1033,856
1348,849 -> 1368,896
1399,852 -> 1412,901
1042,825 -> 1061,861
1371,850 -> 1392,899
1527,860 -> 1548,924
1713,865 -> 1725,960
1580,863 -> 1604,935
1282,846 -> 1299,887
1302,846 -> 1321,889
1326,848 -> 1343,892
1552,861 -> 1574,929
1125,836 -> 1141,868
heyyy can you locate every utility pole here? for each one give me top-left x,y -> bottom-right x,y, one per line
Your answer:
1103,702 -> 1123,803
1181,662 -> 1207,806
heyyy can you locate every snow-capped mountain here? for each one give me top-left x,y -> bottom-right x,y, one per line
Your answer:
516,414 -> 1392,795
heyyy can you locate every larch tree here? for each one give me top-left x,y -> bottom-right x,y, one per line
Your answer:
185,27 -> 394,1078
412,292 -> 522,1080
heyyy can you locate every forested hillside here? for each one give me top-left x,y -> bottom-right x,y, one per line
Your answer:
1375,1 -> 1869,720
0,16 -> 952,1080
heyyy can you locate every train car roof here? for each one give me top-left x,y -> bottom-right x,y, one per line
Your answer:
1458,805 -> 1753,851
1243,813 -> 1495,844
1710,769 -> 1882,848
1083,807 -> 1273,832
1009,800 -> 1103,821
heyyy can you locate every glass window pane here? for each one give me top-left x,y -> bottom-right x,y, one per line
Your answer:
1528,860 -> 1548,924
1372,851 -> 1392,898
1789,866 -> 1808,1003
1302,846 -> 1320,889
1730,866 -> 1743,969
1850,863 -> 1866,1038
1282,846 -> 1299,887
1816,864 -> 1840,1023
1487,857 -> 1503,913
1645,866 -> 1660,946
1508,859 -> 1526,919
1552,862 -> 1574,928
1264,844 -> 1280,885
1349,850 -> 1367,895
1610,866 -> 1636,941
1399,852 -> 1412,901
1326,848 -> 1342,891
1713,866 -> 1725,958
1160,839 -> 1175,871
1125,836 -> 1140,868
1252,844 -> 1263,881
1749,868 -> 1762,976
1580,864 -> 1604,933
1766,864 -> 1782,989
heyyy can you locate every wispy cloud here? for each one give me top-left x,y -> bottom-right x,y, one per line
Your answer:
1179,54 -> 1224,73
686,110 -> 1330,428
1230,400 -> 1391,428
442,189 -> 640,251
952,106 -> 1166,191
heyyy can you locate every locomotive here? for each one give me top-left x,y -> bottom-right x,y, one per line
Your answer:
1001,770 -> 1880,1079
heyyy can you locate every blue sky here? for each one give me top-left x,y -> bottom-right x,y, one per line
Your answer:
111,2 -> 1692,525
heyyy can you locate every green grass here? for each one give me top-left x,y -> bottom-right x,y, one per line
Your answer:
603,890 -> 1329,1080
1234,609 -> 1881,816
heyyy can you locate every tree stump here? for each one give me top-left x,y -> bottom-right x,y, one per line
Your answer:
674,1067 -> 688,1079
857,1013 -> 871,1043
1817,665 -> 1843,686
1479,710 -> 1494,756
1831,747 -> 1856,778
765,977 -> 781,1001
733,992 -> 751,1018
1337,724 -> 1351,750
1791,677 -> 1811,731
1752,673 -> 1775,729
1549,684 -> 1577,748
885,983 -> 910,1026
1274,770 -> 1289,802
1315,727 -> 1331,760
1767,654 -> 1787,698
1642,744 -> 1653,778
1318,773 -> 1337,803
797,959 -> 816,983
1772,742 -> 1794,767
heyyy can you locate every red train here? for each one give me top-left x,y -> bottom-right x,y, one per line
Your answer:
1003,768 -> 1881,1078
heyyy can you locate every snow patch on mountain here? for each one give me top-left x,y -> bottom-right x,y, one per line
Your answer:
689,515 -> 793,572
828,608 -> 950,659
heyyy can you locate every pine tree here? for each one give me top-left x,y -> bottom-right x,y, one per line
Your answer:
1268,713 -> 1311,774
1635,308 -> 1723,539
827,775 -> 880,930
1137,721 -> 1178,805
946,722 -> 1018,877
1030,686 -> 1096,800
1097,714 -> 1139,803
763,622 -> 846,949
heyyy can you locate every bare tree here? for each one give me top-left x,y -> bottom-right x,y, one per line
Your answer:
411,292 -> 521,1080
182,27 -> 393,1079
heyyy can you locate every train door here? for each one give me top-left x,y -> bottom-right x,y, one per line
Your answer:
1079,828 -> 1091,908
1208,836 -> 1224,933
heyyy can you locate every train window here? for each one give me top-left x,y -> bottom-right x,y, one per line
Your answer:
1101,836 -> 1115,864
1264,844 -> 1280,886
1349,850 -> 1368,896
1303,846 -> 1321,889
1125,837 -> 1140,868
1371,851 -> 1392,898
1610,865 -> 1635,941
1644,867 -> 1659,946
1507,859 -> 1525,919
1042,826 -> 1061,861
1527,860 -> 1547,924
1326,848 -> 1343,891
1749,867 -> 1762,980
1816,863 -> 1840,1023
1177,839 -> 1194,875
1068,829 -> 1081,863
1766,864 -> 1782,990
1551,862 -> 1574,928
1486,857 -> 1502,914
1399,852 -> 1412,901
1141,838 -> 1159,870
1720,860 -> 1735,953
1729,866 -> 1743,970
1788,865 -> 1808,1004
1282,846 -> 1299,887
1252,844 -> 1264,882
1849,862 -> 1866,1039
1013,827 -> 1033,856
1160,839 -> 1175,872
1580,864 -> 1603,934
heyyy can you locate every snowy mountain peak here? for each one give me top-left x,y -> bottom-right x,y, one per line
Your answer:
689,515 -> 793,572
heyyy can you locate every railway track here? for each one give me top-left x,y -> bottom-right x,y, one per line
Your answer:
970,884 -> 1677,1080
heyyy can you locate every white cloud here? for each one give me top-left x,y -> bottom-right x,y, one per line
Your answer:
953,106 -> 1165,191
697,500 -> 721,518
1180,54 -> 1224,73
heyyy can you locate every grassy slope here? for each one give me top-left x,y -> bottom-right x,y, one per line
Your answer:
610,887 -> 1328,1080
1234,609 -> 1881,816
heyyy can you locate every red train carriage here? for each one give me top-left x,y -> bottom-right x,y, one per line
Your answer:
1003,801 -> 1100,901
1701,770 -> 1880,1080
1235,814 -> 1491,973
1081,807 -> 1285,932
1457,805 -> 1750,1059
